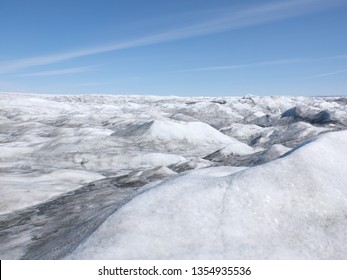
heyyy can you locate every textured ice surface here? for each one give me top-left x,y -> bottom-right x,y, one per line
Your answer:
0,93 -> 346,259
69,131 -> 347,259
0,169 -> 104,214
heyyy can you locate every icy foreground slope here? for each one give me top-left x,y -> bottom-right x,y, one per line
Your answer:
69,130 -> 347,259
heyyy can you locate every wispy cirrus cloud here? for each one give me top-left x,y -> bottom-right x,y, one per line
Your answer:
304,68 -> 347,79
17,66 -> 97,77
181,59 -> 304,72
179,53 -> 347,73
0,0 -> 345,74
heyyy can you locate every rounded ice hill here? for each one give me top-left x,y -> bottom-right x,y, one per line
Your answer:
68,130 -> 347,259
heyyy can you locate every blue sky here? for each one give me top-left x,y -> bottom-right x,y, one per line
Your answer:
0,0 -> 347,96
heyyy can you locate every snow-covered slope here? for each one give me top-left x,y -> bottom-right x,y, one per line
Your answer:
69,130 -> 347,259
112,119 -> 236,144
0,92 -> 347,259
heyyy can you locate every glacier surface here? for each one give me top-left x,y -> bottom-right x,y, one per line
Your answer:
0,92 -> 346,259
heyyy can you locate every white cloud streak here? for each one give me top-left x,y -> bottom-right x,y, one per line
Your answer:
182,59 -> 303,72
17,66 -> 96,77
0,0 -> 344,74
304,68 -> 347,79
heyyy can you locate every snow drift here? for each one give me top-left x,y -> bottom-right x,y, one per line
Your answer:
69,130 -> 347,259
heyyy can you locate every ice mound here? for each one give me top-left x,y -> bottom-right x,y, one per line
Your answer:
220,123 -> 266,142
204,142 -> 259,161
279,121 -> 328,146
168,158 -> 213,173
114,166 -> 177,189
68,130 -> 347,259
281,106 -> 335,125
112,119 -> 235,144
